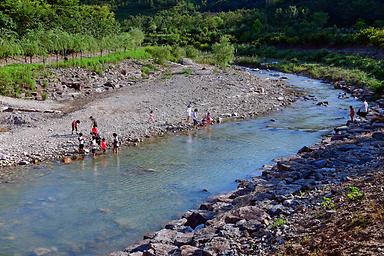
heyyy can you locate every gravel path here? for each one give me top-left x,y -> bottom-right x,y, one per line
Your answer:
0,63 -> 300,182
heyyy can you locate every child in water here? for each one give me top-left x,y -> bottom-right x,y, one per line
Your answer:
101,138 -> 107,153
112,133 -> 120,154
91,137 -> 98,157
78,133 -> 85,154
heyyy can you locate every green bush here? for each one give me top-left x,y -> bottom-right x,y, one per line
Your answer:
185,46 -> 200,59
41,92 -> 48,101
145,46 -> 172,64
272,218 -> 286,228
212,36 -> 235,68
347,186 -> 364,201
320,197 -> 336,210
172,46 -> 186,62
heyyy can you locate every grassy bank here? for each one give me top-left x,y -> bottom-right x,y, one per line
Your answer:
0,48 -> 151,97
235,47 -> 384,93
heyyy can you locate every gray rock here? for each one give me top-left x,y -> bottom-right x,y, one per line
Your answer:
32,248 -> 51,256
152,229 -> 178,243
124,239 -> 151,253
165,218 -> 187,230
312,159 -> 327,168
185,211 -> 214,229
0,153 -> 9,160
149,243 -> 179,255
372,132 -> 384,140
297,146 -> 314,154
18,160 -> 29,165
180,58 -> 194,65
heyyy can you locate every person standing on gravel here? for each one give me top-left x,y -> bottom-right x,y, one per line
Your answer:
71,120 -> 80,134
186,103 -> 193,124
148,110 -> 155,123
89,116 -> 98,128
349,105 -> 355,122
192,108 -> 199,126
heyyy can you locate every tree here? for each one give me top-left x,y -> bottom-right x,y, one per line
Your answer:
129,28 -> 145,48
212,36 -> 234,68
0,37 -> 22,63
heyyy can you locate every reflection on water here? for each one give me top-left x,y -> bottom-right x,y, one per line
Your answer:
0,70 -> 361,255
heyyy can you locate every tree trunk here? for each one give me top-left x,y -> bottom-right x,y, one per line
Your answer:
56,52 -> 59,62
30,56 -> 33,63
25,56 -> 27,63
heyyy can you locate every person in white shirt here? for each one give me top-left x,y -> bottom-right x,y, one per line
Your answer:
186,103 -> 192,124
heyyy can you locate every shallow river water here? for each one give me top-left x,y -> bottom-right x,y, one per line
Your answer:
0,69 -> 361,255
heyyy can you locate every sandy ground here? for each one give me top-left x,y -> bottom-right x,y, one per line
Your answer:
0,62 -> 300,182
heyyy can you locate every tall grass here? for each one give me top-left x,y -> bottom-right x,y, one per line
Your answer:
236,46 -> 384,93
269,62 -> 384,92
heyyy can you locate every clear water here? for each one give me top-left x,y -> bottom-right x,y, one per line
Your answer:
0,70 -> 361,256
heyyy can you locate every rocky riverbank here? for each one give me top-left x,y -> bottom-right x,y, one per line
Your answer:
0,61 -> 300,183
109,98 -> 384,255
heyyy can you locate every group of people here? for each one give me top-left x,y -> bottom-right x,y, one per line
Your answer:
186,103 -> 213,126
348,99 -> 369,122
71,116 -> 120,157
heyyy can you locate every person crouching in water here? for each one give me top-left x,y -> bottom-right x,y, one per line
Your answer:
100,138 -> 107,153
202,112 -> 213,126
78,133 -> 85,154
112,133 -> 120,154
72,120 -> 80,134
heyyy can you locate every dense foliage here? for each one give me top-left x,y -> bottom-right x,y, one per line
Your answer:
1,0 -> 384,95
235,48 -> 384,92
0,0 -> 147,62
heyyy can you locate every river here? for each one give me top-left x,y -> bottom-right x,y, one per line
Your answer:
0,69 -> 361,255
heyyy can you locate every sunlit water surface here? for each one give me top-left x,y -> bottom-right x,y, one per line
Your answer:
0,70 -> 361,255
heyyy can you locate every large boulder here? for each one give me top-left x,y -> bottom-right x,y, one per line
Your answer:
180,58 -> 194,66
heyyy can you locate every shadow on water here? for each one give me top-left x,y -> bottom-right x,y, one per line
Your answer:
0,69 -> 363,255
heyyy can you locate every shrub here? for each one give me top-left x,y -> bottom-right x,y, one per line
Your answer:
41,92 -> 48,101
145,46 -> 172,64
212,36 -> 235,68
182,67 -> 193,76
320,197 -> 336,210
185,46 -> 200,59
347,186 -> 364,201
272,218 -> 286,228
